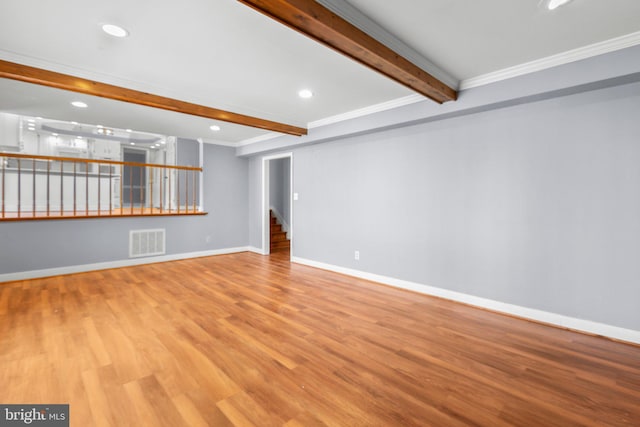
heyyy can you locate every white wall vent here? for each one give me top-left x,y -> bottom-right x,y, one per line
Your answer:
129,229 -> 166,258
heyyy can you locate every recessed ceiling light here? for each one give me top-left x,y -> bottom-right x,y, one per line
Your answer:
126,129 -> 132,133
36,117 -> 43,120
545,0 -> 572,10
130,142 -> 135,145
160,141 -> 166,145
102,23 -> 129,38
71,101 -> 88,108
52,133 -> 58,136
27,119 -> 35,123
298,89 -> 314,99
96,125 -> 103,128
71,121 -> 78,125
210,125 -> 221,131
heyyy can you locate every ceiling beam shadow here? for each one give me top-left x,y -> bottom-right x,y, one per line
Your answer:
0,59 -> 307,136
238,0 -> 457,104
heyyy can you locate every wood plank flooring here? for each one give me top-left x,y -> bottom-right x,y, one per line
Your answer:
1,252 -> 639,426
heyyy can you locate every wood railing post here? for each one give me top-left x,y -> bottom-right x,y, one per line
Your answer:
1,156 -> 5,218
17,158 -> 21,218
32,159 -> 36,217
46,160 -> 50,217
97,163 -> 101,216
73,161 -> 77,216
60,160 -> 63,215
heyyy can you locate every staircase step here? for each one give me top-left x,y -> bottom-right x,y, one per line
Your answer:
269,211 -> 289,250
271,231 -> 287,242
270,224 -> 282,233
271,240 -> 290,250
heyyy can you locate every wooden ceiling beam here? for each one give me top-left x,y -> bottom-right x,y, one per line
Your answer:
237,0 -> 457,104
0,59 -> 307,136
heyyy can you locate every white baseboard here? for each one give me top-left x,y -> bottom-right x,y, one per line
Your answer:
247,246 -> 267,255
0,247 -> 252,283
291,257 -> 640,345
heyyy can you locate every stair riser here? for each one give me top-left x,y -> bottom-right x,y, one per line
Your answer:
270,224 -> 282,233
270,211 -> 290,251
271,241 -> 290,249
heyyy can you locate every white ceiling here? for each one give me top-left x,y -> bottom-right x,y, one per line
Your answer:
1,0 -> 639,145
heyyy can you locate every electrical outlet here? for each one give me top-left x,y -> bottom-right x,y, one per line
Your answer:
354,250 -> 360,260
205,235 -> 211,243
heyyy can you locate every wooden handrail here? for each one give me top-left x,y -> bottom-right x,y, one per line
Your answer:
0,152 -> 205,220
0,152 -> 202,171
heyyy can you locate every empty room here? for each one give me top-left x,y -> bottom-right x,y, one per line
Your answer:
1,0 -> 639,426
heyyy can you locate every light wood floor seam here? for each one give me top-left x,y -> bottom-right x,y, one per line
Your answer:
1,251 -> 639,426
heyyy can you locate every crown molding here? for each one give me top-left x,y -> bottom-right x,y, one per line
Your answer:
237,94 -> 425,146
199,138 -> 238,148
460,30 -> 640,90
237,132 -> 281,147
309,94 -> 425,129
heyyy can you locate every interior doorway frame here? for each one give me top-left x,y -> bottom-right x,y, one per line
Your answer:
121,146 -> 149,208
261,152 -> 293,258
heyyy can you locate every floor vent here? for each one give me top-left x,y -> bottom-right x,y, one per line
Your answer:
130,229 -> 166,258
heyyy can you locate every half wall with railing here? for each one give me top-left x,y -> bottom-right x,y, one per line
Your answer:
0,153 -> 204,220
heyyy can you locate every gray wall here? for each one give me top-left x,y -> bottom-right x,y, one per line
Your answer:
248,80 -> 640,331
248,156 -> 262,249
0,144 -> 248,275
269,157 -> 290,226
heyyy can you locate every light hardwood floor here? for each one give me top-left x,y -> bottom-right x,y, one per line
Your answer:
1,252 -> 639,426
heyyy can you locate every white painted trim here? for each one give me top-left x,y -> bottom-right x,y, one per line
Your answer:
238,95 -> 426,146
291,257 -> 640,345
238,32 -> 640,147
308,94 -> 424,129
0,247 -> 252,283
460,30 -> 640,90
261,153 -> 293,260
238,132 -> 281,147
199,138 -> 237,148
247,246 -> 266,255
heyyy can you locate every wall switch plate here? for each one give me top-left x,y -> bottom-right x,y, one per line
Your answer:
293,192 -> 299,201
354,250 -> 360,260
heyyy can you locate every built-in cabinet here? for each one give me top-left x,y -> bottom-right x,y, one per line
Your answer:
92,139 -> 120,160
0,113 -> 21,149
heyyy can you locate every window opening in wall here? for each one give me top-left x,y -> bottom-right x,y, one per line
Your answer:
0,113 -> 205,220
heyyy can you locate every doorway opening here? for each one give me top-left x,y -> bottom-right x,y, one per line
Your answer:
262,153 -> 293,259
122,147 -> 147,208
